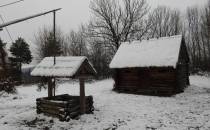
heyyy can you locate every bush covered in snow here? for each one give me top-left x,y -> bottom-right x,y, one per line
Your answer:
0,77 -> 16,94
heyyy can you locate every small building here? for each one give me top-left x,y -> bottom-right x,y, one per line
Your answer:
31,56 -> 97,121
109,35 -> 190,95
21,65 -> 41,84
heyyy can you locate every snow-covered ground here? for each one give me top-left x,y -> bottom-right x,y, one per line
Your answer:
0,75 -> 210,130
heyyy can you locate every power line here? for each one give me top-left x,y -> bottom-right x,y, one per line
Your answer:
0,15 -> 14,43
0,0 -> 24,8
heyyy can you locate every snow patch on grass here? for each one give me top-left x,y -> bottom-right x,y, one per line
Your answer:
0,76 -> 210,130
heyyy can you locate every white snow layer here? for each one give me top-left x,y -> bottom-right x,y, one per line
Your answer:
110,35 -> 183,69
1,75 -> 210,130
31,56 -> 87,77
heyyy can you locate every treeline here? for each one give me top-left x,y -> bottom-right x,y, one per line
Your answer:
185,5 -> 210,72
34,0 -> 210,78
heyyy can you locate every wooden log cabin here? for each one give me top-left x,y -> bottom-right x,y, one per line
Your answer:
109,35 -> 190,96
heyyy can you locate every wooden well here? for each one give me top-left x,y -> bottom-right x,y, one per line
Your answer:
31,57 -> 97,121
36,94 -> 94,121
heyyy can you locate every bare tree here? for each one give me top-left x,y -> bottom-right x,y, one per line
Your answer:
89,0 -> 149,52
66,25 -> 88,56
184,3 -> 210,72
200,1 -> 210,70
148,6 -> 182,38
88,38 -> 111,77
186,7 -> 203,70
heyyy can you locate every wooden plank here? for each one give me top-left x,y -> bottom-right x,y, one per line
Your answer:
37,100 -> 68,107
79,78 -> 86,114
37,103 -> 65,112
38,107 -> 64,115
48,78 -> 53,97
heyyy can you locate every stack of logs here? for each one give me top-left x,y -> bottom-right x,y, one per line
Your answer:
36,94 -> 94,121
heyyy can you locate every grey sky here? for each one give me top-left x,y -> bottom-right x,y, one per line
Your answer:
0,0 -> 208,49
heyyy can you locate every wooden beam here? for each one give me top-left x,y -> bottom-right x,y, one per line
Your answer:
53,78 -> 56,96
79,78 -> 86,114
0,8 -> 61,28
48,78 -> 53,97
53,11 -> 56,65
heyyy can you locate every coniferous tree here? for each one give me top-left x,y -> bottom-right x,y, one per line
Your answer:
0,39 -> 16,94
42,32 -> 63,57
35,27 -> 64,59
10,37 -> 32,72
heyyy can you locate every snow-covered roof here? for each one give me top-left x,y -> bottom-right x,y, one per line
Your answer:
31,56 -> 96,77
110,35 -> 183,69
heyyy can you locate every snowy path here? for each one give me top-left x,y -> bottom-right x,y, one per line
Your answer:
0,75 -> 210,130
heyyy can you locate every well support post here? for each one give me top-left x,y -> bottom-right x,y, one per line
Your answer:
48,78 -> 53,97
79,77 -> 86,114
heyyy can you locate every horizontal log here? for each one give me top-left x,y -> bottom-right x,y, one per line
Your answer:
38,98 -> 92,105
37,94 -> 70,101
37,94 -> 92,101
37,100 -> 68,107
39,108 -> 65,117
38,107 -> 66,115
37,102 -> 93,111
37,104 -> 65,111
37,104 -> 93,113
69,111 -> 80,118
117,88 -> 174,96
151,84 -> 174,87
67,101 -> 93,107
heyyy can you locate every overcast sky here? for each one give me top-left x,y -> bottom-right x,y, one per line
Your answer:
0,0 -> 208,50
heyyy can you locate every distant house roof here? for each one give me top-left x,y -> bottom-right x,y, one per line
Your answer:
110,35 -> 184,69
31,56 -> 96,78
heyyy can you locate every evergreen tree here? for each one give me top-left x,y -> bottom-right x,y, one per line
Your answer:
35,27 -> 64,59
42,32 -> 63,57
0,39 -> 16,93
10,37 -> 32,71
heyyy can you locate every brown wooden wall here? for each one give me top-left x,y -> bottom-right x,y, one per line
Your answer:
114,67 -> 177,95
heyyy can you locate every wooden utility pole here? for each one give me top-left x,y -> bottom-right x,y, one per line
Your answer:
53,11 -> 56,65
79,77 -> 86,114
52,11 -> 56,97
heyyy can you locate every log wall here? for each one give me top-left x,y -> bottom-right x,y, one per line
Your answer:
114,67 -> 177,96
36,94 -> 94,121
176,63 -> 188,93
